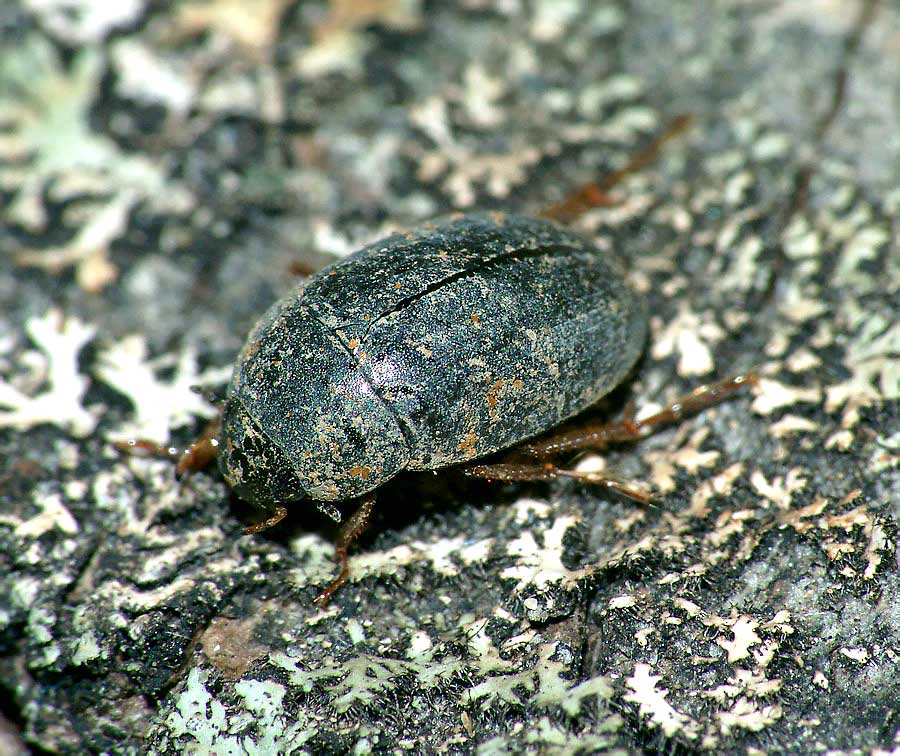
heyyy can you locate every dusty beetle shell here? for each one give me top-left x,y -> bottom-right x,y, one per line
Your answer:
218,212 -> 646,506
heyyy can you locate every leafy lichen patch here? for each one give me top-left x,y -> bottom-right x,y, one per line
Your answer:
1,36 -> 191,290
95,334 -> 228,444
624,664 -> 699,739
0,309 -> 97,436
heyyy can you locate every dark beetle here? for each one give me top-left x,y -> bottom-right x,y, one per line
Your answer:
217,212 -> 646,507
118,118 -> 755,604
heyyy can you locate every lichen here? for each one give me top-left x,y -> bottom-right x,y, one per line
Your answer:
0,35 -> 190,290
0,309 -> 97,436
95,334 -> 229,444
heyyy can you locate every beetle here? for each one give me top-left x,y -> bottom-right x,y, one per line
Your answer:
221,211 -> 646,507
118,118 -> 757,605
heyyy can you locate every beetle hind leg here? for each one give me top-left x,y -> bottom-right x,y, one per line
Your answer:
538,113 -> 693,224
463,372 -> 757,503
523,372 -> 758,456
463,461 -> 653,504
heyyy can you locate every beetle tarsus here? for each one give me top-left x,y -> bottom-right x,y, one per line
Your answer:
114,414 -> 223,479
619,370 -> 759,435
112,438 -> 181,461
554,469 -> 653,504
174,416 -> 223,478
314,494 -> 377,607
174,437 -> 220,479
243,505 -> 288,535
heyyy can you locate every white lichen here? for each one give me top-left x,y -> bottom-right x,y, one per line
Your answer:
717,697 -> 782,734
0,309 -> 98,437
501,515 -> 584,592
752,378 -> 822,415
16,190 -> 134,292
0,490 -> 79,538
750,468 -> 807,509
826,315 -> 900,428
95,334 -> 230,444
708,615 -> 762,664
651,306 -> 724,376
623,663 -> 698,739
24,0 -> 145,44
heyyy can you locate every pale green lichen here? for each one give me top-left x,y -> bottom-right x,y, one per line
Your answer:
0,35 -> 191,288
233,679 -> 315,755
478,715 -> 625,756
270,624 -> 615,733
272,649 -> 464,714
157,668 -> 316,755
71,631 -> 102,666
161,668 -> 230,754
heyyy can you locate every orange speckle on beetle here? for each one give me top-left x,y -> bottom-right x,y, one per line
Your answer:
486,379 -> 503,407
485,378 -> 524,410
457,433 -> 479,457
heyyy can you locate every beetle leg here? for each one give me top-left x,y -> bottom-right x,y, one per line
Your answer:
314,493 -> 377,607
463,461 -> 652,504
621,371 -> 758,434
554,468 -> 653,504
522,410 -> 643,457
243,506 -> 288,535
539,114 -> 693,224
523,372 -> 758,456
463,461 -> 558,482
113,415 -> 222,477
112,438 -> 183,462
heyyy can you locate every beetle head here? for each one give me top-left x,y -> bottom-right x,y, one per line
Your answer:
219,293 -> 412,506
218,364 -> 412,509
217,399 -> 307,505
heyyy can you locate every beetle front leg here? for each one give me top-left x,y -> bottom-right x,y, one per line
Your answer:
243,505 -> 288,534
314,493 -> 377,607
113,415 -> 222,477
